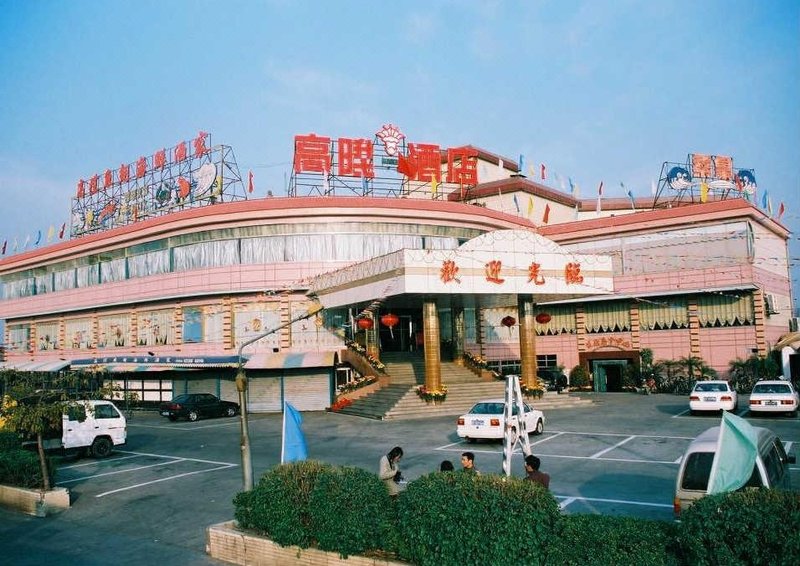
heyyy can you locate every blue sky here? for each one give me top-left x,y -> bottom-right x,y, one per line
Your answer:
1,0 -> 798,314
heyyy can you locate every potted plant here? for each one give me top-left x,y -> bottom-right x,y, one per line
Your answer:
415,385 -> 448,404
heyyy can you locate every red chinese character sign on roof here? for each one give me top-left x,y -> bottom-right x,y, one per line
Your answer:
294,134 -> 331,174
446,146 -> 478,185
338,137 -> 374,179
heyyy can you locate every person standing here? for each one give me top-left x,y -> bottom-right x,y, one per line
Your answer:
379,446 -> 404,496
460,451 -> 480,474
523,454 -> 550,489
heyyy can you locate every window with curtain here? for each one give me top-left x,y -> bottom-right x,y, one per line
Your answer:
534,306 -> 576,335
173,240 -> 239,271
240,237 -> 286,264
585,302 -> 630,333
54,269 -> 77,291
137,309 -> 174,346
98,314 -> 130,349
34,273 -> 53,295
36,321 -> 60,350
128,249 -> 170,278
76,265 -> 99,288
233,302 -> 281,348
639,298 -> 689,330
100,258 -> 127,283
183,306 -> 204,343
697,294 -> 753,327
3,277 -> 34,299
7,324 -> 31,352
65,318 -> 93,349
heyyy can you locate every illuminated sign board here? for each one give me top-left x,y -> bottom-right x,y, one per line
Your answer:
289,124 -> 479,198
71,132 -> 247,237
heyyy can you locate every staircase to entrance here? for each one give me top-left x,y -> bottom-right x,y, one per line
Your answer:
335,351 -> 592,420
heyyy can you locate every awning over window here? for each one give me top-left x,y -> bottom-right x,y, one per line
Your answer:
244,351 -> 338,370
0,360 -> 71,372
70,355 -> 241,372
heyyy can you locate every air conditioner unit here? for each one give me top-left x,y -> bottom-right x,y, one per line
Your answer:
763,293 -> 779,316
790,317 -> 799,332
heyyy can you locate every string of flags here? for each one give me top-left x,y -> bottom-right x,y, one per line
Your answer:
2,222 -> 68,256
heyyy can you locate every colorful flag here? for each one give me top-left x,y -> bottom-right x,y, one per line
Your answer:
512,194 -> 520,214
540,163 -> 546,180
47,225 -> 55,242
542,203 -> 551,224
568,177 -> 575,194
58,222 -> 66,239
626,189 -> 636,210
767,196 -> 773,215
1,240 -> 6,255
518,154 -> 524,176
760,189 -> 768,209
528,164 -> 536,177
34,230 -> 42,246
707,412 -> 758,495
700,182 -> 709,203
281,401 -> 308,463
777,202 -> 785,220
527,196 -> 534,218
598,181 -> 604,196
248,170 -> 254,193
12,237 -> 18,252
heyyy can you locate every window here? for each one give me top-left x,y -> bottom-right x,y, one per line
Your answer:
681,452 -> 714,490
67,405 -> 87,422
94,404 -> 121,419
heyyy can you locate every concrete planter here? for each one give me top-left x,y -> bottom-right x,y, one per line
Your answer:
206,521 -> 406,566
0,484 -> 70,517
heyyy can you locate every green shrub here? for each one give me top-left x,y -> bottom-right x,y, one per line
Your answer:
309,465 -> 393,558
546,514 -> 678,565
677,489 -> 800,565
395,472 -> 560,566
0,429 -> 22,452
0,448 -> 55,489
569,365 -> 590,388
233,460 -> 332,548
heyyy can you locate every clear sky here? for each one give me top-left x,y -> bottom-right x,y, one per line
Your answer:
1,0 -> 798,317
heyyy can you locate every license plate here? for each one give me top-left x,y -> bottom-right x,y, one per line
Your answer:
471,419 -> 485,426
704,397 -> 715,402
160,411 -> 170,416
765,400 -> 777,406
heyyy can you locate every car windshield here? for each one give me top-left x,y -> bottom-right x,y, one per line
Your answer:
694,383 -> 728,393
753,384 -> 791,394
470,403 -> 505,415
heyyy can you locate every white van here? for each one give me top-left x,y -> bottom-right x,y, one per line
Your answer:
27,400 -> 127,458
673,425 -> 795,518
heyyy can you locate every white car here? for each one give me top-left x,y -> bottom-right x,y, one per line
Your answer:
456,398 -> 544,442
748,380 -> 799,417
689,380 -> 738,414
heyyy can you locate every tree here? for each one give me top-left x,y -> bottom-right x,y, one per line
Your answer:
0,369 -> 114,491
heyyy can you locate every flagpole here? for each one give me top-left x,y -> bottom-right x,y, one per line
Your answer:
280,401 -> 286,463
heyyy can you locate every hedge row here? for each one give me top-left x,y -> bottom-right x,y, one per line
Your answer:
233,461 -> 800,565
0,430 -> 57,489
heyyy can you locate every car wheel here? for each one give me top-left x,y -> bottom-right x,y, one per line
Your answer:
226,407 -> 236,417
91,437 -> 113,458
534,419 -> 544,435
168,415 -> 177,422
188,410 -> 199,422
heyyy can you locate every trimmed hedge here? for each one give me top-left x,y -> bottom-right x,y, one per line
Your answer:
546,514 -> 679,566
395,472 -> 560,566
0,430 -> 22,452
676,489 -> 800,566
233,460 -> 393,558
0,448 -> 54,489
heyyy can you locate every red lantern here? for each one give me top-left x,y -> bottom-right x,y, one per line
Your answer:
535,312 -> 552,324
501,316 -> 516,327
380,313 -> 400,329
356,318 -> 374,330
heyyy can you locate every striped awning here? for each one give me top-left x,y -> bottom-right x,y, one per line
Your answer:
0,360 -> 71,372
70,355 -> 241,372
244,351 -> 338,370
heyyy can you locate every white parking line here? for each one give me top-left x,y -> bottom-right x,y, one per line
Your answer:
58,459 -> 184,484
117,450 -> 237,466
590,436 -> 635,459
95,464 -> 237,498
59,454 -> 142,469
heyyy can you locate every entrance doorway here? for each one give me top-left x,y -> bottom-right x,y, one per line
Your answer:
592,360 -> 628,392
378,311 -> 421,353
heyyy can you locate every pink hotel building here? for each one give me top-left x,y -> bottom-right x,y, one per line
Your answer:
0,138 -> 794,413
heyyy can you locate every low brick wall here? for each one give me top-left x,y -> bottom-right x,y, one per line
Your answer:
206,521 -> 406,566
0,485 -> 70,517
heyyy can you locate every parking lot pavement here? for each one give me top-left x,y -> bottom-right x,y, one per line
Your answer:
1,392 -> 798,564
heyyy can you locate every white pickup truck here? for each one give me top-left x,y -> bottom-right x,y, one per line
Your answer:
29,400 -> 127,458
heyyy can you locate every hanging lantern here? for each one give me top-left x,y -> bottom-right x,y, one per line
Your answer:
380,313 -> 400,338
356,318 -> 374,331
535,312 -> 552,324
501,316 -> 516,328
